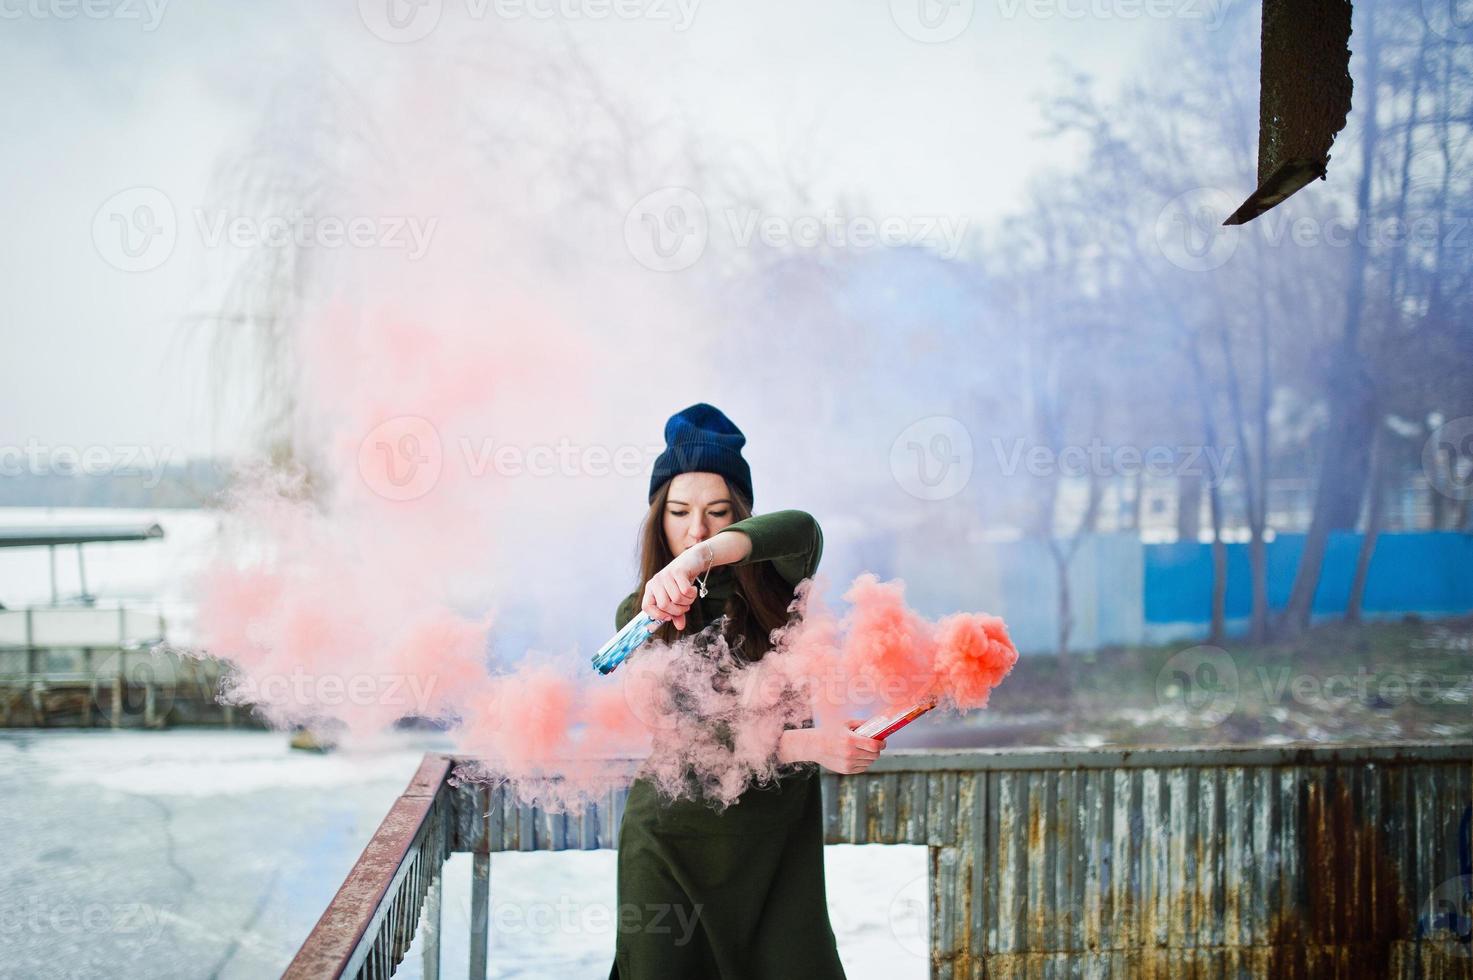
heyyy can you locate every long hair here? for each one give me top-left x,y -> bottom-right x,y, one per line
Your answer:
636,477 -> 800,663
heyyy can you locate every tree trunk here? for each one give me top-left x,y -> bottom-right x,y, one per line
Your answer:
1429,450 -> 1449,530
1049,470 -> 1103,688
1051,539 -> 1073,663
1280,358 -> 1377,634
1209,502 -> 1228,647
1176,471 -> 1202,543
1251,275 -> 1272,643
1220,349 -> 1271,642
1246,471 -> 1270,644
1216,313 -> 1269,642
1280,5 -> 1381,638
1347,420 -> 1386,624
1249,532 -> 1268,640
1188,340 -> 1228,646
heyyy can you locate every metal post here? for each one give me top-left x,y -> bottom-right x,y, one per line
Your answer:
76,543 -> 88,600
421,867 -> 443,980
929,844 -> 959,979
469,852 -> 491,980
48,545 -> 57,603
115,607 -> 125,728
85,650 -> 95,727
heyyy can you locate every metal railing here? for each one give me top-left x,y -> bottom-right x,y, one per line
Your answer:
286,756 -> 453,980
288,742 -> 1473,979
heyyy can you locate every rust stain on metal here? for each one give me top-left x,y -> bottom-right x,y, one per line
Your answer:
1265,769 -> 1409,979
864,774 -> 884,843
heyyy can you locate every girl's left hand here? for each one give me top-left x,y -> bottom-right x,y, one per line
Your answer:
793,719 -> 886,774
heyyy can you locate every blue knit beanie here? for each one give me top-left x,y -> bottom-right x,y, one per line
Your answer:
648,403 -> 754,505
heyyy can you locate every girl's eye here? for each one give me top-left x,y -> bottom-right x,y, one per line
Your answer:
709,510 -> 729,518
668,510 -> 688,517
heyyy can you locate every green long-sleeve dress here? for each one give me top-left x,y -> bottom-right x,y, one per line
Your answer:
608,509 -> 848,980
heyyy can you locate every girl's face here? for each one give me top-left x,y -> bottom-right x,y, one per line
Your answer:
662,471 -> 736,558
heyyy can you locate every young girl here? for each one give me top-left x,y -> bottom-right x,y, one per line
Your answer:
608,403 -> 887,980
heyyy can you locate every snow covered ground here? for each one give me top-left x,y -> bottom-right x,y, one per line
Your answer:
0,729 -> 927,979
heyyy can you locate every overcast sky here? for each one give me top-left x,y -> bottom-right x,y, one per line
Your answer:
1,0 -> 1189,465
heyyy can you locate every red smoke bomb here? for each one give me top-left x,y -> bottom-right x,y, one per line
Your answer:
854,695 -> 939,740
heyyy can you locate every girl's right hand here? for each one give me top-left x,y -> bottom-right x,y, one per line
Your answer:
641,555 -> 700,630
804,719 -> 886,775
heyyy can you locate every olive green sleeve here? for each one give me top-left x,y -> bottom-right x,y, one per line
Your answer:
616,591 -> 639,631
723,509 -> 823,585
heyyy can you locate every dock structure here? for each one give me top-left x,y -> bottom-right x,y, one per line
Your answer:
0,612 -> 232,728
0,521 -> 236,728
287,742 -> 1473,979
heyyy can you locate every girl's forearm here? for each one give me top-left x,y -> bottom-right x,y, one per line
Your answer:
683,529 -> 754,571
776,728 -> 810,765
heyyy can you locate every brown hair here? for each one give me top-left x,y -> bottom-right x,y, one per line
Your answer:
636,477 -> 799,663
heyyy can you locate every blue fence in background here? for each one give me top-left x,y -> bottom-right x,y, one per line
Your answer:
1142,530 -> 1473,645
886,528 -> 1472,653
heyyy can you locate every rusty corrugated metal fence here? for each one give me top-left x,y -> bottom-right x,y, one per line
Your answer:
290,743 -> 1473,979
815,744 -> 1472,978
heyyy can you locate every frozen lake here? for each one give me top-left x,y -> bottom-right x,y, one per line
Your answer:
0,729 -> 928,979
